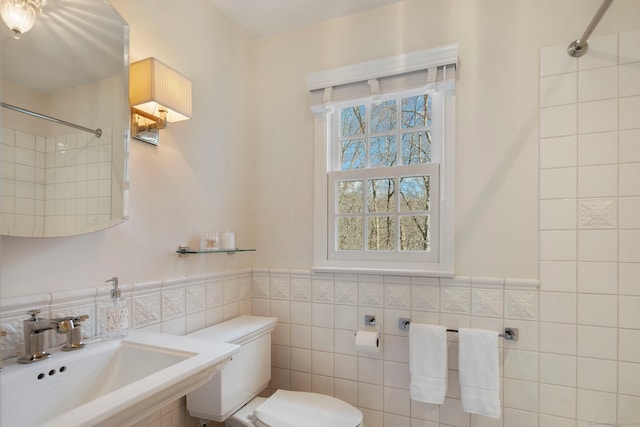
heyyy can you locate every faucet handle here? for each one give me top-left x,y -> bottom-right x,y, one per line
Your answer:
58,319 -> 75,333
61,315 -> 88,352
26,309 -> 41,319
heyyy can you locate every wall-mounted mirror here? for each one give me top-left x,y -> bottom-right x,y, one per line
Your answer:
0,0 -> 129,237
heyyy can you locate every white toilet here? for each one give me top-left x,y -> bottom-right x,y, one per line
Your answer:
187,316 -> 363,427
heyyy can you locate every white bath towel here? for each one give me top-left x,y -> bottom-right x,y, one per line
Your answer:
409,323 -> 448,404
458,328 -> 501,418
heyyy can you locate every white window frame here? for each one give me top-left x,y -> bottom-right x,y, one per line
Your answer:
309,45 -> 456,276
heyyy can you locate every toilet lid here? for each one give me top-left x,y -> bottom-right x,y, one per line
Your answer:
253,390 -> 363,427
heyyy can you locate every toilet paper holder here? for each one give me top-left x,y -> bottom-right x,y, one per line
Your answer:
398,318 -> 519,341
353,315 -> 381,336
364,315 -> 376,327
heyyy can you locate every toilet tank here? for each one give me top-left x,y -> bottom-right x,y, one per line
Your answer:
186,316 -> 278,422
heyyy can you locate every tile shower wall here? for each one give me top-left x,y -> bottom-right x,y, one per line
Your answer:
251,269 -> 540,427
539,29 -> 640,427
0,126 -> 112,237
0,128 -> 46,235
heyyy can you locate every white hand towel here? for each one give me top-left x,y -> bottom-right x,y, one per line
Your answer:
409,323 -> 447,404
458,328 -> 501,418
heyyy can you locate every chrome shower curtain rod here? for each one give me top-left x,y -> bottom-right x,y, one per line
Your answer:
1,102 -> 102,138
567,0 -> 614,57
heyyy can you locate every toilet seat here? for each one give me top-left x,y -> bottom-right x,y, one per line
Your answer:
252,390 -> 363,427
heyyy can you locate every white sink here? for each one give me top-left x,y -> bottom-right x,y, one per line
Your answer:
0,330 -> 239,427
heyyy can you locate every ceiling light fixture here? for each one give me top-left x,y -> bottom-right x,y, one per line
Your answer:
0,0 -> 45,39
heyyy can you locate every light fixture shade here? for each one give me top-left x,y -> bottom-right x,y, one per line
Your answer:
130,57 -> 192,123
0,0 -> 44,37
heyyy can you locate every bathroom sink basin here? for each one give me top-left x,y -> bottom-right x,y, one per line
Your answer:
0,330 -> 239,427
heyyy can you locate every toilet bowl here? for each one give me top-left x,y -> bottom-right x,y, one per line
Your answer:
225,391 -> 363,427
186,316 -> 363,427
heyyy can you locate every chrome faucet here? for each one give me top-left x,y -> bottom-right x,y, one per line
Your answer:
18,309 -> 89,364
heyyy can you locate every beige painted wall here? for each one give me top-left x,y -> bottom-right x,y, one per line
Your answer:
2,0 -> 640,294
251,0 -> 640,279
0,0 -> 255,297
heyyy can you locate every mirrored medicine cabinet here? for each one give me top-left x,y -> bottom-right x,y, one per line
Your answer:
1,0 -> 130,237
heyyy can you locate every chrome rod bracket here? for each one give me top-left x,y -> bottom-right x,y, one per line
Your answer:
501,327 -> 519,341
567,40 -> 588,58
399,318 -> 411,330
567,0 -> 615,58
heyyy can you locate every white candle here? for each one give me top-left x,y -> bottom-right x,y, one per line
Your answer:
221,232 -> 235,250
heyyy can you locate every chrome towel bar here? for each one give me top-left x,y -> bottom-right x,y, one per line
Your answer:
398,318 -> 519,341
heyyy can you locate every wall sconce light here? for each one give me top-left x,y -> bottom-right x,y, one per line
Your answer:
129,57 -> 192,145
0,0 -> 45,39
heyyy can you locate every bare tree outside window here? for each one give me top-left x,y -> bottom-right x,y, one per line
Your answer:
335,93 -> 433,253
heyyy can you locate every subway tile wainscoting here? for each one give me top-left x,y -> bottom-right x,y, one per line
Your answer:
251,270 -> 540,427
0,270 -> 253,427
0,269 -> 539,427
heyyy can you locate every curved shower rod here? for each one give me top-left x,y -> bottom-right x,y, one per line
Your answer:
1,102 -> 102,138
567,0 -> 615,57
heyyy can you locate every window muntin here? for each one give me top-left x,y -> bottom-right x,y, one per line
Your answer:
329,90 -> 439,262
337,94 -> 433,170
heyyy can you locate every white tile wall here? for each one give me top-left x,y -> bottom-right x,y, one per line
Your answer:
0,127 -> 113,237
619,162 -> 640,196
540,199 -> 577,230
577,261 -> 617,294
577,294 -> 617,327
540,73 -> 577,107
620,263 -> 640,296
540,104 -> 577,138
578,34 -> 618,70
540,230 -> 577,260
540,135 -> 577,169
539,30 -> 640,427
539,384 -> 576,419
620,96 -> 640,130
619,62 -> 640,97
250,270 -> 539,427
540,167 -> 577,199
539,353 -> 576,387
578,67 -> 618,102
539,261 -> 576,292
577,164 -> 617,198
578,132 -> 618,166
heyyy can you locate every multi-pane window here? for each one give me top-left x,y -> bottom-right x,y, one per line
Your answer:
309,46 -> 456,273
328,90 -> 440,263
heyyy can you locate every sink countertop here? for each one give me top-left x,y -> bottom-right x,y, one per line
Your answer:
1,330 -> 239,427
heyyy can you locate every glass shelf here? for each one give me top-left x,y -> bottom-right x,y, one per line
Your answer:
176,245 -> 255,255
